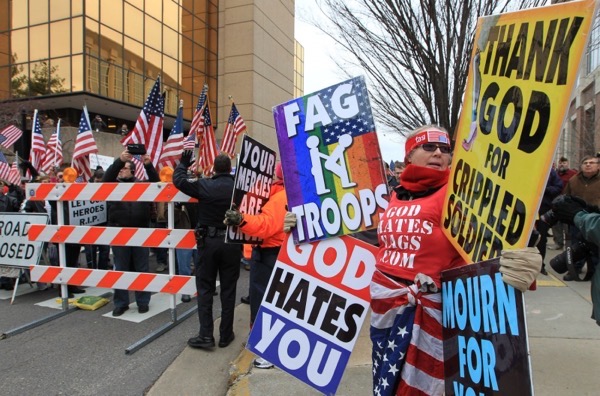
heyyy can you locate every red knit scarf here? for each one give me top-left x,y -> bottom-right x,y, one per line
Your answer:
400,164 -> 449,193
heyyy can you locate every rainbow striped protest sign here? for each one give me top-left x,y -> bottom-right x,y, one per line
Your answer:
273,76 -> 389,244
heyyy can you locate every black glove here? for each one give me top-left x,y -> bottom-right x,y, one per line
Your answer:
180,150 -> 193,167
552,195 -> 587,225
223,208 -> 243,226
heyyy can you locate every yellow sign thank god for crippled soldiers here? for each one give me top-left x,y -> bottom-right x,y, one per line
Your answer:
443,0 -> 599,264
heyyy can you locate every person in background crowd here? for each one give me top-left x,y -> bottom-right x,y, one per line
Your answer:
552,195 -> 600,326
385,161 -> 398,189
551,156 -> 578,250
119,124 -> 129,137
223,162 -> 287,369
535,168 -> 563,275
103,150 -> 159,316
393,161 -> 405,185
368,125 -> 540,395
85,169 -> 110,270
92,115 -> 106,132
562,155 -> 600,281
0,179 -> 21,290
173,151 -> 241,349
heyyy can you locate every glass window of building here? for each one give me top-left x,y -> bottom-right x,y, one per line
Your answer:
163,27 -> 179,59
101,0 -> 123,32
50,0 -> 71,21
30,0 -> 49,25
71,17 -> 83,54
71,54 -> 83,91
11,28 -> 29,63
146,1 -> 162,21
163,1 -> 180,30
124,37 -> 143,71
124,3 -> 143,41
85,18 -> 100,56
127,0 -> 144,10
72,0 -> 83,16
86,0 -> 99,20
11,1 -> 28,29
145,15 -> 162,51
10,63 -> 28,98
30,24 -> 49,61
50,56 -> 70,93
50,20 -> 71,58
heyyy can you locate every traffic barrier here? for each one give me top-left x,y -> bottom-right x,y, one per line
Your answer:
25,182 -> 196,202
30,266 -> 197,295
6,181 -> 201,353
28,225 -> 196,249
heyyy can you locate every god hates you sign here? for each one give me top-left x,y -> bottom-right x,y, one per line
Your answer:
226,135 -> 276,243
443,0 -> 598,263
246,234 -> 378,395
441,260 -> 531,395
273,76 -> 389,244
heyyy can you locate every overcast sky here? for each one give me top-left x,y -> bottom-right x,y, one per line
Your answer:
294,1 -> 406,164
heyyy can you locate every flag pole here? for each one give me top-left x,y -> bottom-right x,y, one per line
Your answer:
54,119 -> 61,170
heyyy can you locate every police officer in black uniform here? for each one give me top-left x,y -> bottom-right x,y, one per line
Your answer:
173,151 -> 241,349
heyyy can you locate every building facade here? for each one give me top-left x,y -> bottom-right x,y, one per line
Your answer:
0,0 -> 299,162
555,0 -> 600,165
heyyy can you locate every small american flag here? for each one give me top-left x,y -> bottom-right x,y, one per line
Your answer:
122,76 -> 165,167
158,101 -> 184,170
131,155 -> 146,180
72,106 -> 99,181
0,125 -> 23,149
40,119 -> 63,173
0,152 -> 20,185
28,110 -> 46,176
220,103 -> 247,158
183,129 -> 196,150
198,93 -> 218,176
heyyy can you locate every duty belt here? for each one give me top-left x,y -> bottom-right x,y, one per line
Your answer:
206,226 -> 226,238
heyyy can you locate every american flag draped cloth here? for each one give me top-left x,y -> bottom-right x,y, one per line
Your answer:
370,269 -> 444,396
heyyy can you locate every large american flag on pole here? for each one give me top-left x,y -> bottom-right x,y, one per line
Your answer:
0,152 -> 21,185
158,100 -> 184,170
72,106 -> 99,181
220,102 -> 247,158
40,119 -> 63,173
0,125 -> 23,149
29,109 -> 46,176
122,76 -> 164,167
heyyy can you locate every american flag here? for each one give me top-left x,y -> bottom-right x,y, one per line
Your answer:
131,155 -> 146,180
158,101 -> 184,170
0,125 -> 23,148
0,152 -> 20,185
189,83 -> 218,176
370,270 -> 445,396
122,76 -> 164,167
40,119 -> 63,174
220,102 -> 247,158
183,129 -> 196,150
29,110 -> 46,176
72,106 -> 99,181
198,95 -> 218,176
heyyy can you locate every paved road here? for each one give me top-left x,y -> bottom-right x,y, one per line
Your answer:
0,253 -> 250,396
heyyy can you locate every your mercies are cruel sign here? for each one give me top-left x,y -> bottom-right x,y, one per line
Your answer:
443,0 -> 598,263
441,260 -> 531,395
226,135 -> 276,243
246,234 -> 378,395
274,76 -> 389,244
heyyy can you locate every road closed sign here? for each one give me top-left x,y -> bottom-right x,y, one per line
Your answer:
0,213 -> 49,267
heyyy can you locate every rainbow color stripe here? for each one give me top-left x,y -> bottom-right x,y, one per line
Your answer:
274,76 -> 388,243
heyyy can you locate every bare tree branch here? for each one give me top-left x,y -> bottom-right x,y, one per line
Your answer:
314,0 -> 547,139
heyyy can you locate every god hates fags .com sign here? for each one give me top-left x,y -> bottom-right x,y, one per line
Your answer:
246,234 -> 378,395
441,260 -> 532,396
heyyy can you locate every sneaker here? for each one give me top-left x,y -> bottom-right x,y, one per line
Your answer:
156,263 -> 167,272
253,357 -> 274,369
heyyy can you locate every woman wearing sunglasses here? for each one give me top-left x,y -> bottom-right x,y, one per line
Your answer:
370,125 -> 463,395
370,125 -> 540,395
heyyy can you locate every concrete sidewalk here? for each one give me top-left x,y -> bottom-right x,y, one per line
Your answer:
148,248 -> 600,395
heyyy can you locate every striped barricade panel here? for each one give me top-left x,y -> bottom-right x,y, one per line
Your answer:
30,266 -> 196,295
25,182 -> 198,202
27,225 -> 197,249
